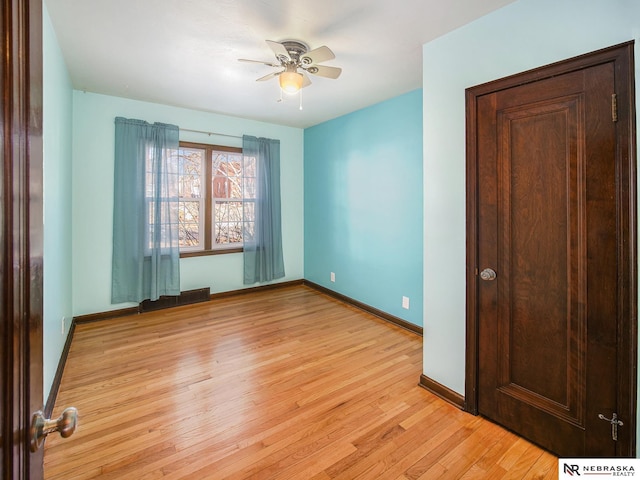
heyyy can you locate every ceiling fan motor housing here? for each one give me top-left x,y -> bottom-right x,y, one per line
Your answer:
279,40 -> 310,64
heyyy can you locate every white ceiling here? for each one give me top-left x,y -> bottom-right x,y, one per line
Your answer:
45,0 -> 515,129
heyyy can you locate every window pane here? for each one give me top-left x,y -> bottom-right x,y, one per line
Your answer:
228,201 -> 242,222
228,174 -> 242,199
216,223 -> 229,245
179,148 -> 203,198
212,153 -> 229,200
147,200 -> 181,251
228,222 -> 242,243
243,155 -> 256,202
243,177 -> 256,199
178,147 -> 205,250
226,155 -> 242,177
243,221 -> 255,243
215,201 -> 228,222
212,152 -> 243,201
213,200 -> 244,247
243,156 -> 256,177
212,176 -> 228,198
179,200 -> 200,248
212,152 -> 226,176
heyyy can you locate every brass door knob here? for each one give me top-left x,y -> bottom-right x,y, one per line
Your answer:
480,268 -> 497,281
30,407 -> 78,452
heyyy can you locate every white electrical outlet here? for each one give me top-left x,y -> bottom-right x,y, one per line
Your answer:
330,272 -> 336,282
402,296 -> 410,309
61,316 -> 65,334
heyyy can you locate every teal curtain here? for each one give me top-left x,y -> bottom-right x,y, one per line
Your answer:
242,135 -> 285,284
112,117 -> 181,303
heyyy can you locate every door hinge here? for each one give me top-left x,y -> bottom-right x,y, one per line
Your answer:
612,94 -> 618,122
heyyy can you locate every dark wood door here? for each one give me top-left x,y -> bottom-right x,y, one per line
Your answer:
1,0 -> 44,478
466,43 -> 636,457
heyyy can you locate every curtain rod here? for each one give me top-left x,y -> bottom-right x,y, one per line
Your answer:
180,127 -> 242,139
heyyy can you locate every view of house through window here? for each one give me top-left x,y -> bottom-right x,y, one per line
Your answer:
177,142 -> 254,255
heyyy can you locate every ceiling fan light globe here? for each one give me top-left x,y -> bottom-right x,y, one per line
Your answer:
279,71 -> 303,94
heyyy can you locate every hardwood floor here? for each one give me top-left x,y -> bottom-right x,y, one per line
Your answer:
44,285 -> 558,479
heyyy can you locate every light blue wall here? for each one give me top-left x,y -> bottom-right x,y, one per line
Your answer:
43,3 -> 73,400
72,93 -> 304,317
422,0 -> 639,419
304,90 -> 423,326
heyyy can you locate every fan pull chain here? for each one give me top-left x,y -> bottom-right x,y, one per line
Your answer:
299,89 -> 303,110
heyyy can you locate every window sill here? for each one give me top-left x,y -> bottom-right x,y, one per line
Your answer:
180,247 -> 243,259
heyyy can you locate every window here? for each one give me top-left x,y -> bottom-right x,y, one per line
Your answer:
177,142 -> 255,256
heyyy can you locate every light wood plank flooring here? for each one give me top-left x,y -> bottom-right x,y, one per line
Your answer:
45,285 -> 558,479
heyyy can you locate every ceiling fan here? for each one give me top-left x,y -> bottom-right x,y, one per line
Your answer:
239,40 -> 342,95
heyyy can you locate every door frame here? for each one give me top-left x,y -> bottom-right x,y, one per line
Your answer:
464,41 -> 637,456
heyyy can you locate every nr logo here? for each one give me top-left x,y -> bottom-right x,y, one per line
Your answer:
564,463 -> 581,476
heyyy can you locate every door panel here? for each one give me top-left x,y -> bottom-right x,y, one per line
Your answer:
498,93 -> 586,426
467,43 -> 636,458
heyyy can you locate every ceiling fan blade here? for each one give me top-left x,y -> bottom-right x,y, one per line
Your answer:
307,64 -> 342,79
238,58 -> 281,68
300,46 -> 335,66
301,72 -> 312,88
265,40 -> 291,62
256,71 -> 282,82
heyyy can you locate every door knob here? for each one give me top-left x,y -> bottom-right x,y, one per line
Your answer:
30,407 -> 78,452
599,412 -> 623,441
480,268 -> 497,281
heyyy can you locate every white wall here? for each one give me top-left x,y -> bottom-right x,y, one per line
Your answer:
422,0 -> 640,395
72,92 -> 304,316
43,3 -> 73,400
